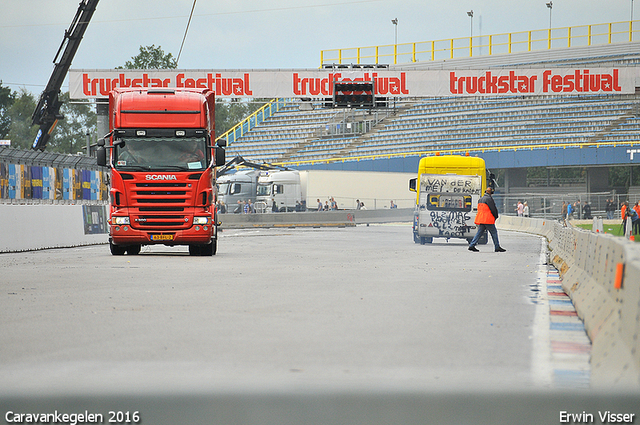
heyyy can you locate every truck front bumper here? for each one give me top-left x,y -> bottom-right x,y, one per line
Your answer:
110,224 -> 215,246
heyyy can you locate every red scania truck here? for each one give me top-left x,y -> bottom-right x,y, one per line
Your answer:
97,88 -> 225,256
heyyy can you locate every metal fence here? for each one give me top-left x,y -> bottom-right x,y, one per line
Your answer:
0,146 -> 108,205
497,191 -> 626,220
321,20 -> 639,65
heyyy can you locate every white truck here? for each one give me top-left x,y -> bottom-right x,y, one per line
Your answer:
255,170 -> 303,212
217,169 -> 258,212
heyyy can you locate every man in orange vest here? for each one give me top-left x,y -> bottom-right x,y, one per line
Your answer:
468,187 -> 506,252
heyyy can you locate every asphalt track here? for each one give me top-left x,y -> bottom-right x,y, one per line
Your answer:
1,223 -> 552,394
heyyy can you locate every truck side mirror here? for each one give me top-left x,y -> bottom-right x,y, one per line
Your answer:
97,147 -> 108,167
409,178 -> 417,192
215,147 -> 226,167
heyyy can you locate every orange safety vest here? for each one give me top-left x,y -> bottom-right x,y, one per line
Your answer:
475,195 -> 497,225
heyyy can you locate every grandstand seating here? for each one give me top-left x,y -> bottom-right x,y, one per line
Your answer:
224,43 -> 640,166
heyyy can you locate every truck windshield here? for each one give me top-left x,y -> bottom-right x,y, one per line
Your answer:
114,137 -> 209,171
256,183 -> 270,196
217,182 -> 230,195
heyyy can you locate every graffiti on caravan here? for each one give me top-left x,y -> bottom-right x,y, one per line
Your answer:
429,211 -> 471,237
420,174 -> 482,194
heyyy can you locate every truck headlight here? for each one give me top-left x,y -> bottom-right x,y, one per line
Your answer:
193,216 -> 210,225
113,216 -> 130,225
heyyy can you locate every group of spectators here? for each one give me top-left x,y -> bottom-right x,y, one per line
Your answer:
561,200 -> 593,220
515,201 -> 530,217
316,197 -> 339,211
621,201 -> 640,234
217,197 -> 399,213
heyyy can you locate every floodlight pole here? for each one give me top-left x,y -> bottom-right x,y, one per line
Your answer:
467,11 -> 473,56
392,18 -> 398,46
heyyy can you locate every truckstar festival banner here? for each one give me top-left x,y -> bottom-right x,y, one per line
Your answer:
69,68 -> 639,99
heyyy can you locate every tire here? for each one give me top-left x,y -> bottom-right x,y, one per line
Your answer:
110,240 -> 126,256
126,244 -> 141,255
188,245 -> 201,256
201,240 -> 216,256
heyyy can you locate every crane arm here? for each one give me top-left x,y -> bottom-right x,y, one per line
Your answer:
31,0 -> 99,151
217,155 -> 291,176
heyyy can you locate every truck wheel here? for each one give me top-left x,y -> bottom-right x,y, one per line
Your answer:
110,241 -> 126,256
126,245 -> 141,255
188,245 -> 201,256
201,240 -> 216,256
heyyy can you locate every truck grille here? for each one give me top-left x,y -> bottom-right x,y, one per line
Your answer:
129,182 -> 193,229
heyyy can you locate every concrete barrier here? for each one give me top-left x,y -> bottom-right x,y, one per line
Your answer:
0,204 -> 108,253
219,208 -> 414,229
497,215 -> 640,389
0,206 -> 413,252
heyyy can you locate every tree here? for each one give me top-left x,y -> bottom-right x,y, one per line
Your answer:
0,81 -> 15,139
46,92 -> 96,154
119,45 -> 178,69
215,99 -> 272,138
6,89 -> 38,150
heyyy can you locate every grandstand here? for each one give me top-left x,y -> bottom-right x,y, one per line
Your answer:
221,28 -> 640,189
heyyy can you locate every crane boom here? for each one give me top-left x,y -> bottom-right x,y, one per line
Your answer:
31,0 -> 99,151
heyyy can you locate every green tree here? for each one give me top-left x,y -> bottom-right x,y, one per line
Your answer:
215,99 -> 272,138
46,92 -> 97,154
119,45 -> 178,69
0,81 -> 15,139
6,89 -> 38,150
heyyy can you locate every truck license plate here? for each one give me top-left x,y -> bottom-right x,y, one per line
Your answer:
151,234 -> 174,241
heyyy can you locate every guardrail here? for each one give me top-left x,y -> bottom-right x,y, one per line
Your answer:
321,20 -> 639,66
215,98 -> 288,147
497,215 -> 640,388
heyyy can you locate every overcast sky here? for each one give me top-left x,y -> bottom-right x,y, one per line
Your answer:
1,0 -> 636,96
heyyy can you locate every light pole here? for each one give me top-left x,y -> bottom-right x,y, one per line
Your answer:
632,0 -> 635,21
467,10 -> 473,56
546,1 -> 553,49
391,18 -> 398,45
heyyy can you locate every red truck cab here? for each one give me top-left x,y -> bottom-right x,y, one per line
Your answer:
97,88 -> 225,256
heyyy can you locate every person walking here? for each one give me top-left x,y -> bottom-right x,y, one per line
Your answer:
468,187 -> 506,252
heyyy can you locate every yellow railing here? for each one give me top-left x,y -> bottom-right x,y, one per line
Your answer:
276,139 -> 637,168
321,20 -> 639,66
215,98 -> 287,147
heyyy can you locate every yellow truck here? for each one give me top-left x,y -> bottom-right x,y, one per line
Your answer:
409,154 -> 494,244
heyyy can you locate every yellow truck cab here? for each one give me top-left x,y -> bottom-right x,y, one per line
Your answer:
409,154 -> 493,245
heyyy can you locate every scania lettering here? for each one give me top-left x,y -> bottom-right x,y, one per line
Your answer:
97,88 -> 226,256
409,155 -> 494,244
146,174 -> 177,181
